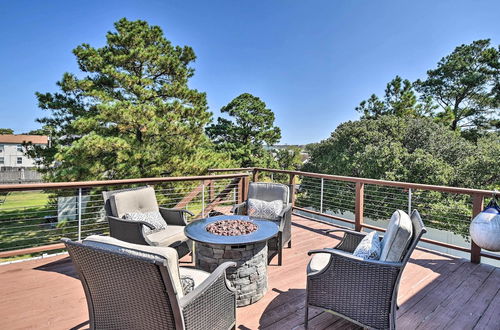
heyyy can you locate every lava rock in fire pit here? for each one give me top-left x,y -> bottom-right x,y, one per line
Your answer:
206,220 -> 258,236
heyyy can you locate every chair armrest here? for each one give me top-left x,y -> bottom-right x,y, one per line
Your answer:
231,202 -> 246,215
325,228 -> 367,237
179,262 -> 237,329
106,216 -> 152,245
180,261 -> 237,307
308,248 -> 403,270
159,207 -> 193,226
326,229 -> 367,253
279,204 -> 293,218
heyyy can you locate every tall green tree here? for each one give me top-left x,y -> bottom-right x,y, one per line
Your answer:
274,146 -> 302,170
206,93 -> 282,167
300,116 -> 494,238
30,18 -> 230,181
414,39 -> 500,133
356,76 -> 434,119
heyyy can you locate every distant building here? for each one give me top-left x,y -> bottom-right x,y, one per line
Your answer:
0,134 -> 49,169
0,135 -> 49,183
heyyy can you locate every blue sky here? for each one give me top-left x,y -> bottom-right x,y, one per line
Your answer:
0,0 -> 498,144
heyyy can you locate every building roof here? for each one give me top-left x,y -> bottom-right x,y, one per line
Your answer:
0,134 -> 49,144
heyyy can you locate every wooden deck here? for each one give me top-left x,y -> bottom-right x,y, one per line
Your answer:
1,216 -> 499,330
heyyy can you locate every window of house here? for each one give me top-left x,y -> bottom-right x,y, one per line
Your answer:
17,144 -> 23,152
0,157 -> 4,164
17,157 -> 22,164
0,144 -> 4,152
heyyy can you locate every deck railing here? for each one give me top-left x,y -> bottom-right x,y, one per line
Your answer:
1,167 -> 498,265
0,173 -> 249,259
208,167 -> 499,264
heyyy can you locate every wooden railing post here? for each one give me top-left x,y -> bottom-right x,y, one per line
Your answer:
289,174 -> 296,207
209,180 -> 215,202
354,182 -> 364,232
471,193 -> 483,264
238,177 -> 244,204
238,176 -> 249,203
252,168 -> 259,182
243,176 -> 249,201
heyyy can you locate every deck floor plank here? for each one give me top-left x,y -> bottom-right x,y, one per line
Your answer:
445,267 -> 500,330
0,215 -> 498,330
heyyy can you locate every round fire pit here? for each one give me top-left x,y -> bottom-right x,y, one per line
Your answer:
206,219 -> 258,236
184,215 -> 278,307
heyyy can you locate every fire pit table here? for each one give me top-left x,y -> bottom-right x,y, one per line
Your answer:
184,215 -> 278,307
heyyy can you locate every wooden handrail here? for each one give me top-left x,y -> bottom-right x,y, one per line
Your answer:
209,167 -> 496,196
0,173 -> 248,192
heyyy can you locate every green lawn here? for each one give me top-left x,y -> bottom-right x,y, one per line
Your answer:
0,191 -> 61,262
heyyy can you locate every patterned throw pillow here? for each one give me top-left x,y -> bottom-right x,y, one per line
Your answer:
180,275 -> 195,295
247,199 -> 283,221
123,211 -> 166,235
353,231 -> 382,260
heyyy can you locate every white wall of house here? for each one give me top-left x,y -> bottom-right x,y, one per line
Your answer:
0,143 -> 38,167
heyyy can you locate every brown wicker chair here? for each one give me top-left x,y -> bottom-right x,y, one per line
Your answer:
305,210 -> 427,329
63,236 -> 237,330
102,186 -> 193,258
232,182 -> 293,265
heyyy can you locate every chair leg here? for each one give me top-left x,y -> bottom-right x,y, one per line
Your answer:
287,239 -> 292,248
277,233 -> 283,266
304,304 -> 309,329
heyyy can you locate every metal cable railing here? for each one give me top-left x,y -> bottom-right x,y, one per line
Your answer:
209,167 -> 499,265
0,173 -> 247,259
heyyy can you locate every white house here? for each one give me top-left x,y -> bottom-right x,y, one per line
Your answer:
0,134 -> 49,168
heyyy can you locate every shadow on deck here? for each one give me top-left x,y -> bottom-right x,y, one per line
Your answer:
0,216 -> 498,329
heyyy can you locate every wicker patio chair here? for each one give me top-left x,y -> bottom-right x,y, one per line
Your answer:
63,235 -> 237,330
232,182 -> 292,266
102,186 -> 193,258
305,210 -> 427,330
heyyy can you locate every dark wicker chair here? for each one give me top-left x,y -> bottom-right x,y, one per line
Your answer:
102,186 -> 193,258
63,236 -> 237,330
305,210 -> 427,330
232,182 -> 292,266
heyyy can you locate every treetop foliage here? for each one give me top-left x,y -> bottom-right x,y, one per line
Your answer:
357,39 -> 499,139
31,18 -> 232,181
303,116 -> 497,190
207,93 -> 281,167
0,128 -> 14,134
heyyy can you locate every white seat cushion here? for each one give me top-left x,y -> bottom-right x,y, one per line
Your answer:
145,225 -> 187,247
306,252 -> 331,274
380,210 -> 413,262
179,267 -> 210,289
110,187 -> 159,218
82,235 -> 185,297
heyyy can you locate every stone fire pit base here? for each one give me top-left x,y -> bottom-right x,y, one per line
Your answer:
195,241 -> 268,307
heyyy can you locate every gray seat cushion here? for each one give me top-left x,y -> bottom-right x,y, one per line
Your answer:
380,210 -> 413,262
110,187 -> 159,218
306,252 -> 331,274
146,225 -> 188,247
248,182 -> 289,203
